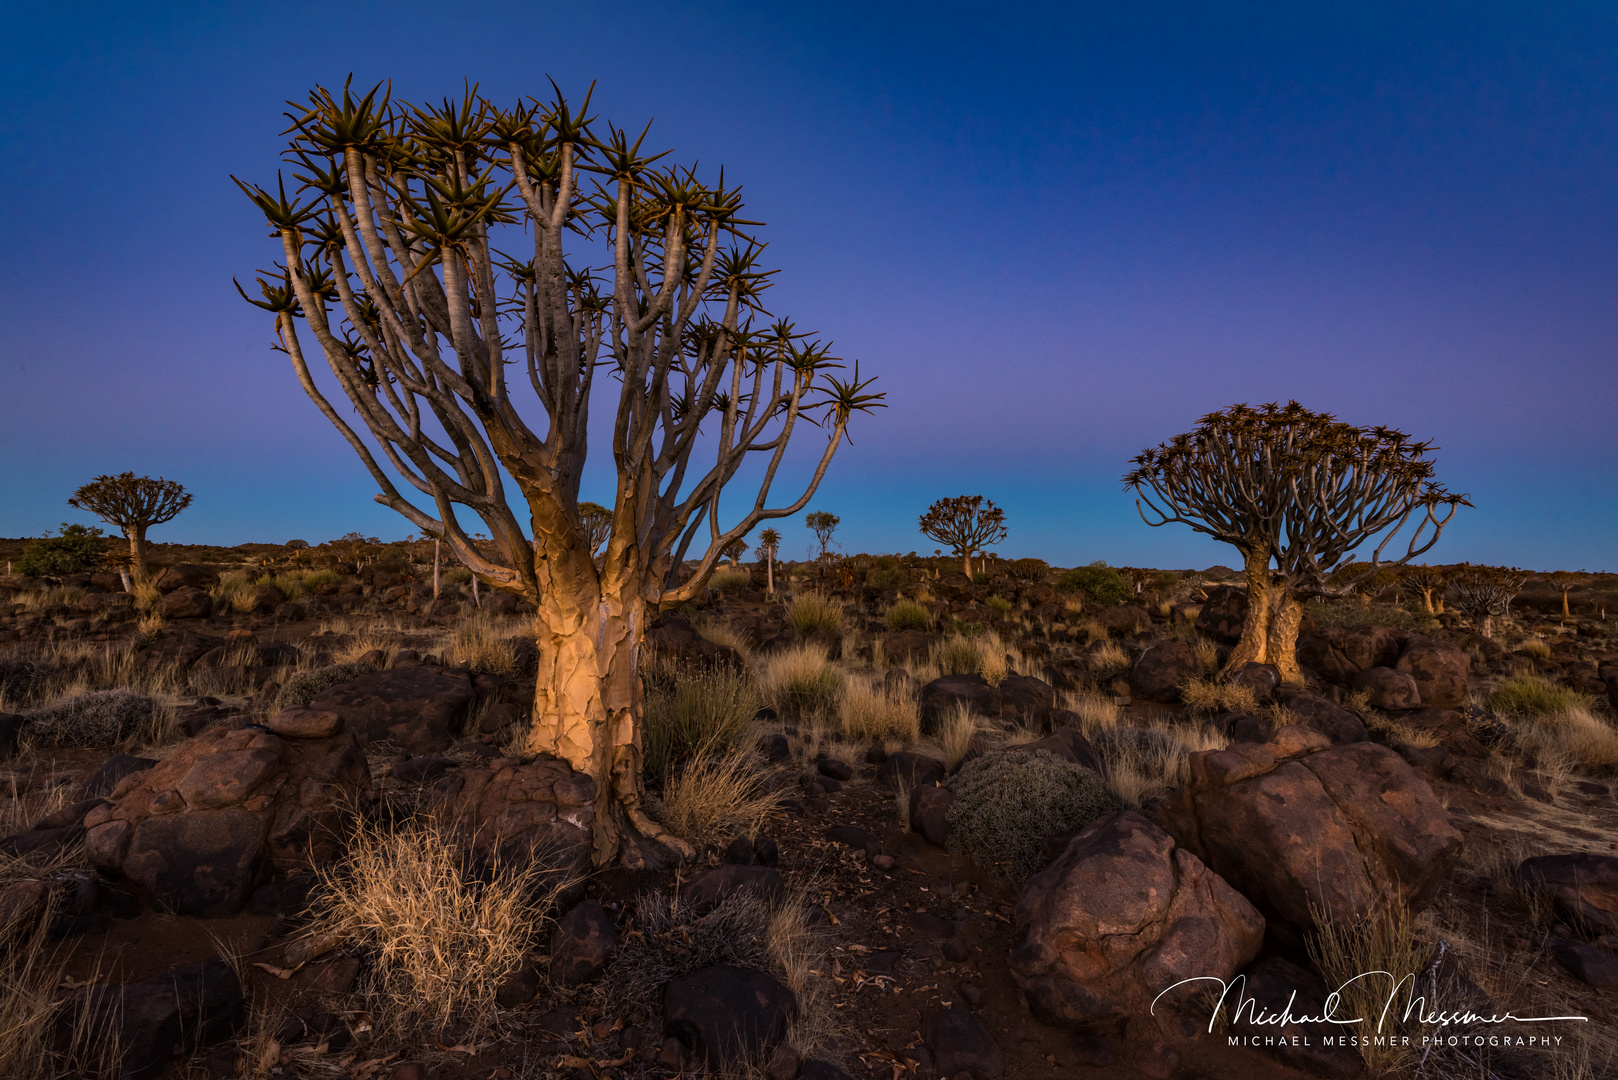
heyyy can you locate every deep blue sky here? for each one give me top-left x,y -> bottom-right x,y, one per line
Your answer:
3,2 -> 1616,570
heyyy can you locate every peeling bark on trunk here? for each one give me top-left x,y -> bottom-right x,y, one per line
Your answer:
520,557 -> 692,869
1221,550 -> 1306,684
126,525 -> 149,581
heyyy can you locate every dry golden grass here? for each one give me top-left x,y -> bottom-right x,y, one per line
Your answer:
330,628 -> 399,667
0,900 -> 120,1079
1306,899 -> 1433,1079
1515,636 -> 1554,660
1097,722 -> 1226,807
766,894 -> 833,1062
440,611 -> 523,675
936,703 -> 981,771
659,746 -> 784,853
883,599 -> 933,632
1061,692 -> 1122,737
135,610 -> 167,638
642,660 -> 760,782
838,677 -> 920,743
312,814 -> 578,1043
1179,676 -> 1258,716
695,618 -> 752,661
709,567 -> 752,594
129,580 -> 162,613
13,586 -> 86,613
1087,640 -> 1132,678
756,643 -> 843,721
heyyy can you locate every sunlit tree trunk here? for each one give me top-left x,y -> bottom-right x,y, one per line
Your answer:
1223,549 -> 1275,672
126,524 -> 150,581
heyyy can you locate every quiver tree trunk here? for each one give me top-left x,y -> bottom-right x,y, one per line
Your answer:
126,524 -> 149,581
1220,551 -> 1306,685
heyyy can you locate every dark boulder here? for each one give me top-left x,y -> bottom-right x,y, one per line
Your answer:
682,865 -> 785,910
309,665 -> 474,755
550,899 -> 618,984
152,564 -> 219,594
78,961 -> 242,1079
878,751 -> 946,790
1130,640 -> 1198,703
663,965 -> 795,1067
924,1006 -> 1004,1079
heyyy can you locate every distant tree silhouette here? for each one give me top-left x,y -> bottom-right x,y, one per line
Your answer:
1126,402 -> 1467,683
1548,570 -> 1584,619
722,538 -> 748,567
806,511 -> 841,561
579,502 -> 613,558
67,473 -> 192,580
236,79 -> 883,866
918,495 -> 1006,577
1403,567 -> 1446,614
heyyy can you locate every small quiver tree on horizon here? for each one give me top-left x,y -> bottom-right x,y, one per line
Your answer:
756,527 -> 780,596
236,79 -> 882,868
805,510 -> 840,563
67,472 -> 193,581
1547,570 -> 1584,620
918,495 -> 1007,578
1403,566 -> 1447,614
1125,401 -> 1468,684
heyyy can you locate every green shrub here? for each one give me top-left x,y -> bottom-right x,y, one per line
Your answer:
970,571 -> 990,585
985,595 -> 1013,614
946,749 -> 1122,884
643,662 -> 761,782
14,524 -> 107,577
1007,558 -> 1049,581
933,634 -> 982,676
1057,562 -> 1131,606
1489,674 -> 1592,718
710,567 -> 752,593
300,568 -> 342,592
278,661 -> 376,709
25,690 -> 154,747
443,567 -> 473,584
865,555 -> 909,593
884,599 -> 933,632
787,591 -> 844,637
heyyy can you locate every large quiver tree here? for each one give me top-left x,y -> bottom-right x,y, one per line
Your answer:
918,495 -> 1007,577
68,472 -> 193,580
236,80 -> 882,866
1126,402 -> 1467,683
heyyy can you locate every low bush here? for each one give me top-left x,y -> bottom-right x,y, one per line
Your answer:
757,644 -> 843,720
14,525 -> 107,578
884,599 -> 933,632
313,815 -> 577,1042
605,891 -> 776,1024
946,749 -> 1122,884
24,690 -> 153,747
443,613 -> 522,676
985,595 -> 1013,614
786,590 -> 844,637
1006,557 -> 1049,581
864,554 -> 909,593
642,661 -> 760,783
0,659 -> 57,706
277,661 -> 376,709
930,631 -> 1011,687
442,566 -> 473,584
1056,563 -> 1131,606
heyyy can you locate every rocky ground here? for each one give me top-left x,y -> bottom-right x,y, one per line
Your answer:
1,544 -> 1617,1080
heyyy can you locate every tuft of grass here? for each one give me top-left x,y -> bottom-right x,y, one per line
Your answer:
1489,674 -> 1591,718
985,595 -> 1013,614
1087,640 -> 1132,678
1063,692 -> 1122,737
839,677 -> 920,743
929,630 -> 1016,687
642,660 -> 761,783
312,814 -> 578,1043
937,703 -> 981,772
884,599 -> 933,632
786,590 -> 844,637
1180,677 -> 1258,716
657,745 -> 784,851
709,567 -> 752,594
1515,637 -> 1553,660
1090,722 -> 1227,807
1306,898 -> 1434,1078
130,579 -> 162,613
757,643 -> 843,721
1509,705 -> 1618,775
442,566 -> 473,585
442,611 -> 522,676
135,610 -> 166,638
14,586 -> 87,613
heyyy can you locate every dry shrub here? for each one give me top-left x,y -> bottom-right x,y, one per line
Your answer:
130,580 -> 162,613
1515,636 -> 1553,660
208,569 -> 251,610
932,635 -> 981,676
658,746 -> 783,851
1190,636 -> 1221,674
839,678 -> 920,743
946,748 -> 1122,884
276,661 -> 376,710
1306,898 -> 1434,1079
757,643 -> 843,720
1179,677 -> 1257,716
786,591 -> 844,637
312,814 -> 577,1042
442,612 -> 523,676
23,690 -> 153,748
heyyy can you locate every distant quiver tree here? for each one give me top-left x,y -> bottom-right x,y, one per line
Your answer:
756,527 -> 780,595
67,472 -> 193,580
235,79 -> 883,866
918,495 -> 1006,577
1125,402 -> 1468,683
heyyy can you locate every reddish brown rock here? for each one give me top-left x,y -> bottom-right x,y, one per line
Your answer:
1350,666 -> 1422,710
442,754 -> 595,871
310,665 -> 473,754
1395,636 -> 1470,708
1009,811 -> 1264,1028
1150,739 -> 1460,936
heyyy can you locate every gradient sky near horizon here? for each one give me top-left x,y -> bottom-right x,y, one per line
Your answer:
3,2 -> 1616,571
